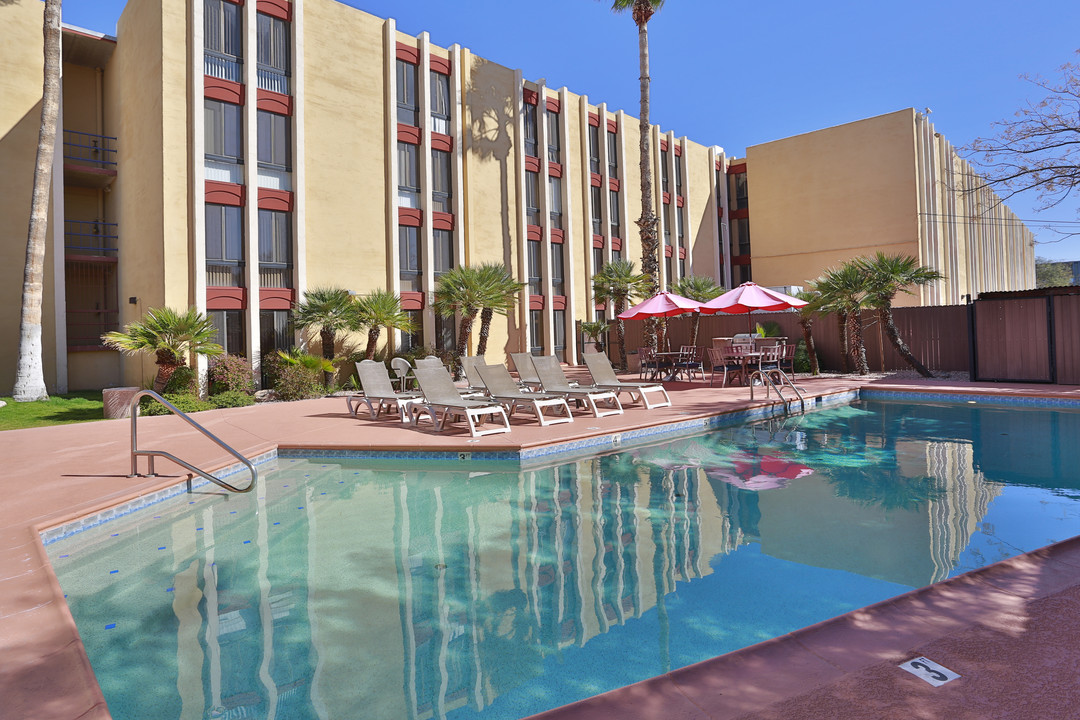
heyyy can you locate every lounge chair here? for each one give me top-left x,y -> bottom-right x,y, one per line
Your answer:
409,365 -> 512,437
475,363 -> 574,425
459,356 -> 489,394
509,352 -> 543,391
348,360 -> 423,421
582,350 -> 672,409
531,355 -> 623,418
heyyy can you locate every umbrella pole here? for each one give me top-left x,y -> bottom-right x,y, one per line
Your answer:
747,310 -> 754,335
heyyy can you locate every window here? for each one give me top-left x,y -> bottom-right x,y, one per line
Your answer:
65,259 -> 118,347
401,310 -> 422,352
260,310 -> 291,355
432,149 -> 452,212
399,226 -> 421,291
397,142 -> 420,208
525,171 -> 541,226
733,217 -> 751,256
205,100 -> 243,163
257,110 -> 291,169
662,203 -> 671,245
204,0 -> 242,81
612,247 -> 622,263
258,209 -> 291,288
677,207 -> 685,246
661,150 -> 669,193
588,124 -> 600,174
734,263 -> 752,285
396,60 -> 419,126
591,185 -> 603,236
523,103 -> 538,158
609,189 -> 621,238
434,229 -> 454,276
546,108 -> 561,164
553,310 -> 566,362
674,153 -> 683,197
435,313 -> 456,353
209,310 -> 245,356
256,13 -> 290,94
592,246 -> 603,273
551,244 -> 565,296
607,131 -> 619,178
527,240 -> 542,295
548,176 -> 563,230
679,257 -> 686,278
529,309 -> 544,356
665,255 -> 672,283
430,71 -> 451,135
729,171 -> 748,211
206,204 -> 244,286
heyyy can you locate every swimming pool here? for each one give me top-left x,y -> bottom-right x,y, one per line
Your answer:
46,397 -> 1080,720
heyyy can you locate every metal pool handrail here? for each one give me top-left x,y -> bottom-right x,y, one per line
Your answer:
128,390 -> 257,493
748,368 -> 806,415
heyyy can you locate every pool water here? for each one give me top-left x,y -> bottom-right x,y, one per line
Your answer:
47,398 -> 1080,720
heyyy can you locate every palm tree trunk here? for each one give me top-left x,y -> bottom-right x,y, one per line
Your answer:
476,307 -> 494,357
454,311 -> 477,379
364,327 -> 380,360
837,312 -> 850,373
689,314 -> 700,348
319,328 -> 335,386
850,311 -> 869,375
634,7 -> 660,355
799,317 -> 820,375
614,301 -> 628,371
13,0 -> 61,402
879,307 -> 933,377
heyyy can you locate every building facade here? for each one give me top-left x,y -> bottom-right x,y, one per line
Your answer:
0,0 -> 1034,394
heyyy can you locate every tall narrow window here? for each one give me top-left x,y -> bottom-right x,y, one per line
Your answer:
661,150 -> 670,193
679,257 -> 686,278
397,60 -> 419,126
401,310 -> 422,352
733,217 -> 751,256
674,153 -> 684,197
432,149 -> 452,213
612,247 -> 622,263
399,226 -> 421,291
609,189 -> 621,238
548,176 -> 563,231
260,310 -> 291,357
665,255 -> 673,283
523,103 -> 538,158
206,204 -> 244,287
588,124 -> 600,174
204,100 -> 243,163
676,208 -> 685,247
257,110 -> 291,169
435,313 -> 456,353
546,108 -> 561,164
397,142 -> 420,208
525,171 -> 541,226
209,310 -> 245,355
529,309 -> 544,355
551,244 -> 565,296
607,131 -> 619,179
433,229 -> 454,275
662,204 -> 671,246
729,171 -> 748,211
590,185 -> 603,236
527,240 -> 543,295
430,71 -> 451,135
553,310 -> 566,362
258,209 -> 292,288
256,13 -> 290,94
204,0 -> 242,82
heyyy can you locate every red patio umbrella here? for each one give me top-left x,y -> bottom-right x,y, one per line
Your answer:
699,282 -> 807,331
618,291 -> 703,320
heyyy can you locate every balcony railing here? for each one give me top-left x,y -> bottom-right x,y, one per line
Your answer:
65,220 -> 118,257
207,261 -> 244,287
257,65 -> 289,95
205,158 -> 243,184
259,264 -> 292,289
63,130 -> 117,168
257,166 -> 292,191
205,50 -> 243,83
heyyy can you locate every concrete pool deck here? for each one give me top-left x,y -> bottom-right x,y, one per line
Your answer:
3,374 -> 1080,719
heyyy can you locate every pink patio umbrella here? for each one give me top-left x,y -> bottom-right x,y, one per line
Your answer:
707,453 -> 814,492
618,291 -> 704,320
699,282 -> 808,332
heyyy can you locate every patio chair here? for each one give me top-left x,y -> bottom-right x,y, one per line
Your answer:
348,360 -> 423,421
509,352 -> 544,391
531,355 -> 623,418
409,366 -> 512,437
779,343 -> 797,375
390,356 -> 413,392
582,350 -> 672,409
475,363 -> 574,426
706,346 -> 744,388
638,347 -> 658,381
675,345 -> 705,382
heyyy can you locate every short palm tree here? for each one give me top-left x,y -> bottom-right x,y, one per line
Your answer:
859,253 -> 944,377
102,307 -> 223,393
794,289 -> 821,375
433,266 -> 486,374
293,287 -> 353,385
671,275 -> 724,347
351,289 -> 417,360
810,264 -> 870,375
473,263 -> 523,357
593,260 -> 650,371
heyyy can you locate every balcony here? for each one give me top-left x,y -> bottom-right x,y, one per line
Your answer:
259,263 -> 292,289
205,50 -> 243,83
64,220 -> 118,258
257,65 -> 289,95
63,130 -> 117,188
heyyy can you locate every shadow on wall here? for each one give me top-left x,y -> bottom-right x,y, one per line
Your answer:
466,58 -> 521,355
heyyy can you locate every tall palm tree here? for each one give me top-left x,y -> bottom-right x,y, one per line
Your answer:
670,275 -> 724,347
293,286 -> 353,384
593,260 -> 649,371
433,266 -> 486,373
794,289 -> 821,376
13,0 -> 62,402
859,253 -> 944,377
102,307 -> 223,393
473,263 -> 523,357
609,0 -> 665,356
811,263 -> 870,375
351,289 -> 417,360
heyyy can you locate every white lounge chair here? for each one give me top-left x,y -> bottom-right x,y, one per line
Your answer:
531,355 -> 623,418
348,360 -> 422,421
475,363 -> 574,426
410,366 -> 511,437
582,350 -> 672,409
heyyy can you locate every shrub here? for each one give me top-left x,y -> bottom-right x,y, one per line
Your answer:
209,354 -> 256,395
209,390 -> 256,409
139,392 -> 213,416
794,339 -> 819,374
162,366 -> 197,395
273,364 -> 327,401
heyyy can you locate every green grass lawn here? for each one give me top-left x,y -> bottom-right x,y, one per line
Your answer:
0,391 -> 106,431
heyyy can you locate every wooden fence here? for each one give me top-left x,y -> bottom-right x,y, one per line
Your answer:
972,293 -> 1080,384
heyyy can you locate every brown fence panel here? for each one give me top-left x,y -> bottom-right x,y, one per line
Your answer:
974,298 -> 1051,382
1054,295 -> 1080,384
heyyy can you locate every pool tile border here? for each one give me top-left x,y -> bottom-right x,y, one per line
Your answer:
861,387 -> 1080,408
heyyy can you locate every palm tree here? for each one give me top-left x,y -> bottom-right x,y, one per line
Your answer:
473,263 -> 523,357
859,253 -> 944,377
794,289 -> 821,375
433,266 -> 486,374
670,275 -> 724,347
811,263 -> 870,375
293,287 -> 353,384
593,260 -> 649,370
351,289 -> 417,360
102,307 -> 223,393
13,0 -> 62,402
609,0 -> 665,356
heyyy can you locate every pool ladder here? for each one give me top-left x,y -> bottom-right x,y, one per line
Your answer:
747,368 -> 806,415
128,390 -> 257,493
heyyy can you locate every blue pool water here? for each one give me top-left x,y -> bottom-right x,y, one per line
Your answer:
47,398 -> 1080,720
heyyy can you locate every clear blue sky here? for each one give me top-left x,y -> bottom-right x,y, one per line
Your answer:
62,0 -> 1080,261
